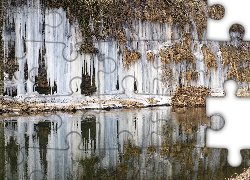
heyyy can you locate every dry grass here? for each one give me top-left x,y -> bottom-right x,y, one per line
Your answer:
159,49 -> 169,64
221,42 -> 250,82
202,45 -> 217,71
147,52 -> 154,62
131,51 -> 141,64
124,140 -> 141,159
187,69 -> 192,84
123,48 -> 141,68
147,145 -> 156,155
43,0 -> 210,54
116,29 -> 127,46
208,4 -> 225,20
230,167 -> 250,180
160,32 -> 195,67
171,86 -> 211,107
146,98 -> 159,104
123,48 -> 132,68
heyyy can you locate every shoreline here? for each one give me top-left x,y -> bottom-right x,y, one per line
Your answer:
0,92 -> 172,115
0,89 -> 227,115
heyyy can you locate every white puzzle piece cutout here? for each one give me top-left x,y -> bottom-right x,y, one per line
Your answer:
206,80 -> 250,167
207,0 -> 250,40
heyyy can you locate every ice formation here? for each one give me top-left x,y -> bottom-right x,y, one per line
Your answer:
2,0 -> 229,100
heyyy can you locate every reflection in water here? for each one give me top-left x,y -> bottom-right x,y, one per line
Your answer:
0,107 -> 249,179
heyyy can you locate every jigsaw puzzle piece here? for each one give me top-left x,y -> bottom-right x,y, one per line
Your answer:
5,6 -> 64,61
171,23 -> 250,115
4,2 -> 102,97
210,114 -> 225,131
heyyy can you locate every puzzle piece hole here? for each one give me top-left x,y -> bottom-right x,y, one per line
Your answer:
228,148 -> 243,167
223,79 -> 238,97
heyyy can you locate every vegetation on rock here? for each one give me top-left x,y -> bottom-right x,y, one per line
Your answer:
123,48 -> 141,68
171,86 -> 210,107
41,0 -> 212,53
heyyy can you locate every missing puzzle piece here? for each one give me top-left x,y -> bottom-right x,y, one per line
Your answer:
206,80 -> 250,167
207,0 -> 250,40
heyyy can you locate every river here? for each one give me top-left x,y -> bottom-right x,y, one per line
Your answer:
0,107 -> 248,179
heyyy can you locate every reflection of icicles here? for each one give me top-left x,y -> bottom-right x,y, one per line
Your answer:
196,125 -> 206,147
210,115 -> 224,130
0,107 -> 230,179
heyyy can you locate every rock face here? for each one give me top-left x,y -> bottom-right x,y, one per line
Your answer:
1,0 -> 249,100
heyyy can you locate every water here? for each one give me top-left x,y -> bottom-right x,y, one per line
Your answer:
0,107 -> 249,179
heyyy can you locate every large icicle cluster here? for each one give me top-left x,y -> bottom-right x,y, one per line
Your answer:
3,0 -> 174,97
2,0 -> 241,100
3,1 -> 96,96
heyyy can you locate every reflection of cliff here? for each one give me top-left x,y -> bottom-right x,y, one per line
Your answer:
172,108 -> 210,126
0,122 -> 5,179
0,107 -> 249,179
35,122 -> 50,176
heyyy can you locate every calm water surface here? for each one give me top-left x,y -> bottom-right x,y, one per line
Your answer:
0,107 -> 249,179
